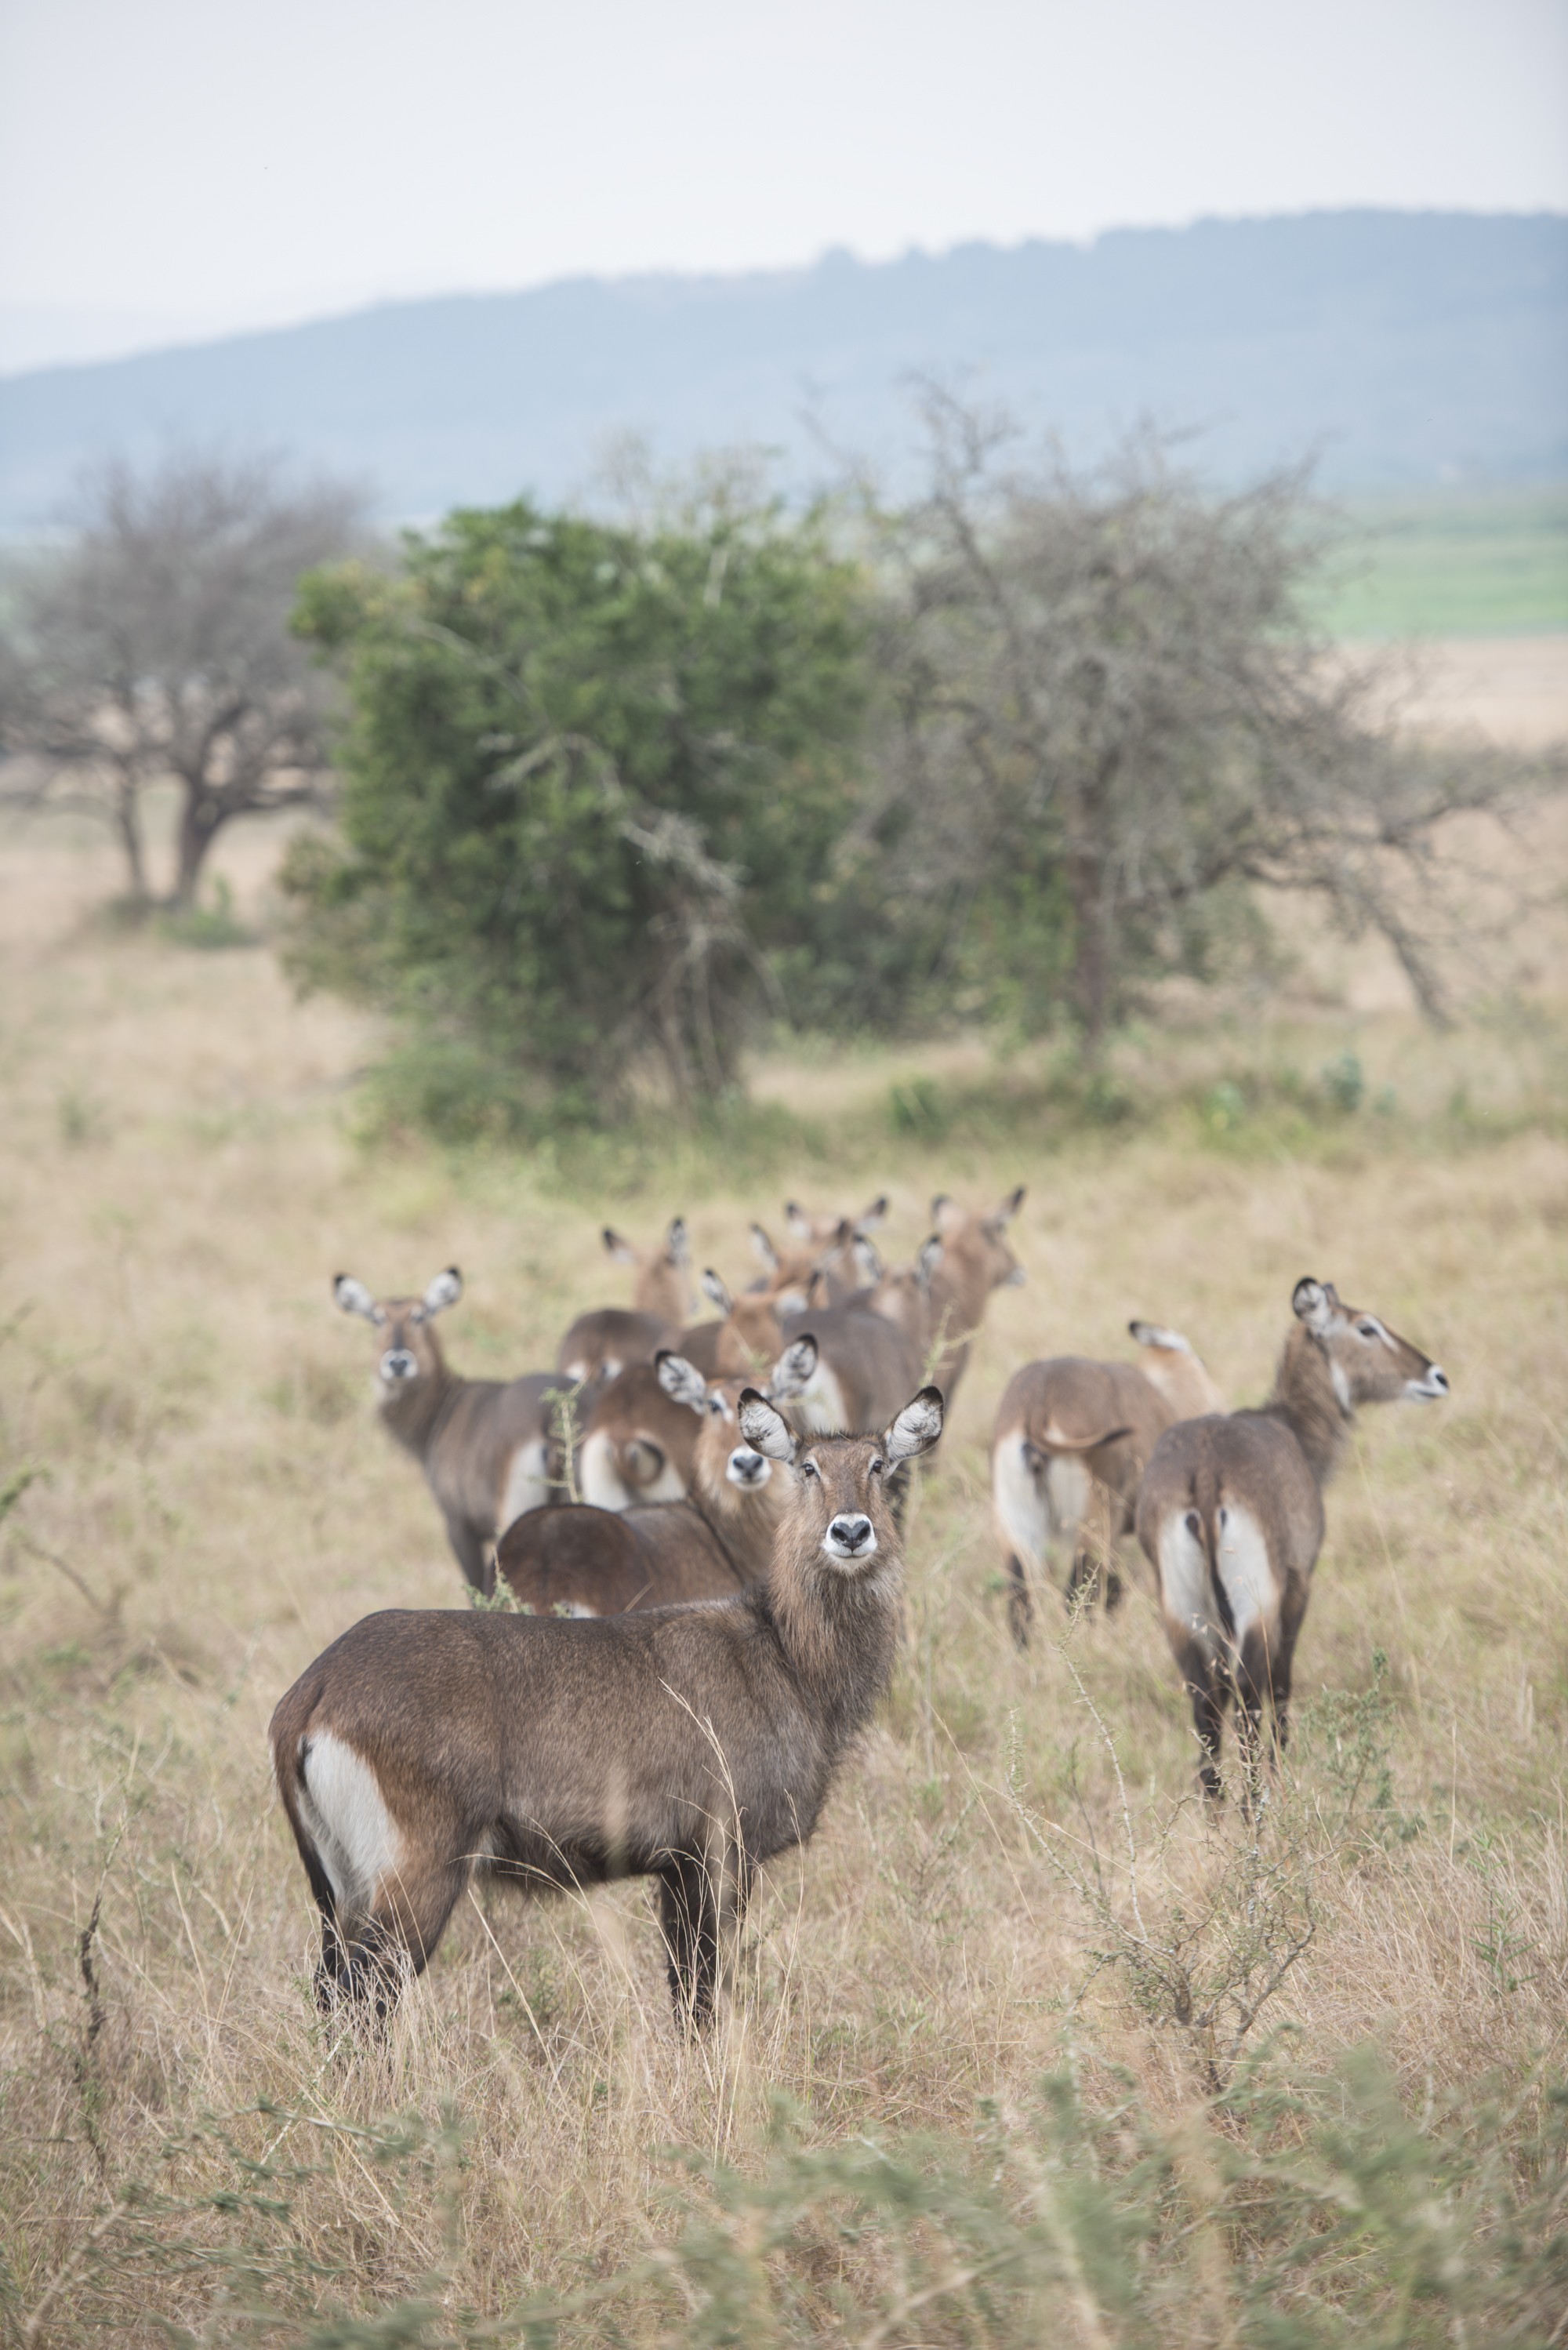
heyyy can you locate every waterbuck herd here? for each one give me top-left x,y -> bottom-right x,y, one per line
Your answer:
274,1191 -> 1447,2029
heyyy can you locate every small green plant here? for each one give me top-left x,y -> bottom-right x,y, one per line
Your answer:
1320,1048 -> 1365,1113
157,875 -> 254,950
1201,1077 -> 1248,1133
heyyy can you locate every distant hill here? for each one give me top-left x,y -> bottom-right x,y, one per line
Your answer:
1,211 -> 1563,528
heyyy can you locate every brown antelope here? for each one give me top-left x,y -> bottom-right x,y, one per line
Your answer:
496,1346 -> 815,1613
846,1233 -> 946,1346
333,1269 -> 557,1593
924,1190 -> 1026,1404
270,1382 -> 944,2027
784,1194 -> 888,1249
556,1216 -> 691,1386
992,1322 -> 1225,1642
1135,1277 -> 1448,1800
701,1269 -> 924,1436
576,1360 -> 702,1510
767,1197 -> 888,1305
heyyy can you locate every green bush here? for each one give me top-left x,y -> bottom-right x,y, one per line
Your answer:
281,487 -> 869,1121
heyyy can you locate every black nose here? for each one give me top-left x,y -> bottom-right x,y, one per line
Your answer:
829,1513 -> 873,1553
381,1349 -> 417,1379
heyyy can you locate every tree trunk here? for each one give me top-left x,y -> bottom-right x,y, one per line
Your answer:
1065,850 -> 1110,1058
172,786 -> 222,906
114,777 -> 151,906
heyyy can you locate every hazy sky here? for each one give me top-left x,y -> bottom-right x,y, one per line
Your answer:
2,0 -> 1565,368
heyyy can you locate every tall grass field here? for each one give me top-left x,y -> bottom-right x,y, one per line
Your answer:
0,809 -> 1565,2347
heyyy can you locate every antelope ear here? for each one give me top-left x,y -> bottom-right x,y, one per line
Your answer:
769,1333 -> 818,1399
423,1266 -> 463,1316
931,1194 -> 960,1233
739,1389 -> 797,1461
851,1233 -> 884,1286
885,1386 -> 945,1462
855,1195 -> 889,1233
603,1227 -> 637,1266
996,1185 -> 1025,1223
1130,1320 -> 1192,1355
665,1215 -> 690,1266
655,1350 -> 710,1415
702,1267 -> 735,1315
333,1274 -> 377,1320
804,1269 -> 833,1309
750,1223 -> 780,1273
784,1200 -> 813,1242
1292,1277 -> 1338,1334
916,1234 -> 944,1287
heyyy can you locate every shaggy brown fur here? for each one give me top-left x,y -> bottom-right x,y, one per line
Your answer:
1136,1278 -> 1447,1800
270,1386 -> 944,2028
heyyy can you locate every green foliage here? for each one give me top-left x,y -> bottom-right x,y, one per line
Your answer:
282,485 -> 869,1118
154,874 -> 255,951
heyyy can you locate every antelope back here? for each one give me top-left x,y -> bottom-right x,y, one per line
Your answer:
1129,1321 -> 1226,1419
579,1361 -> 701,1509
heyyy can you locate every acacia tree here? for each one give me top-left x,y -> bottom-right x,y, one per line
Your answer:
0,454 -> 365,906
866,398 -> 1548,1048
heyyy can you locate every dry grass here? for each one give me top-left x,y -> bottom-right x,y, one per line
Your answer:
0,819 -> 1565,2345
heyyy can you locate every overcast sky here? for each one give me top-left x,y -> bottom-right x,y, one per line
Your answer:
2,0 -> 1565,370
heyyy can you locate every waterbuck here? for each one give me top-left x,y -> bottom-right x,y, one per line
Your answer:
270,1382 -> 944,2027
334,1269 -> 557,1593
992,1321 -> 1225,1640
496,1347 -> 811,1613
1135,1277 -> 1448,1800
924,1190 -> 1026,1404
575,1360 -> 704,1510
556,1216 -> 691,1386
701,1269 -> 924,1434
784,1194 -> 888,1249
753,1196 -> 889,1307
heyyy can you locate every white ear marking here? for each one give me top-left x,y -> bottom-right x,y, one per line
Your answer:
1292,1277 -> 1338,1335
655,1350 -> 709,1415
702,1268 -> 734,1315
423,1266 -> 463,1316
739,1389 -> 796,1461
768,1334 -> 818,1399
333,1274 -> 378,1320
884,1386 -> 945,1462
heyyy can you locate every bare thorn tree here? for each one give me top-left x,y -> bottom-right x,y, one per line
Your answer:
0,452 -> 368,907
869,393 -> 1563,1048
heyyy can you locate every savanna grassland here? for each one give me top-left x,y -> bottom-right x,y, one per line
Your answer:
1,748 -> 1566,2344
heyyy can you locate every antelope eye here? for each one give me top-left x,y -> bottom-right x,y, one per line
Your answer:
708,1397 -> 724,1415
800,1458 -> 818,1480
1357,1322 -> 1377,1340
869,1458 -> 884,1476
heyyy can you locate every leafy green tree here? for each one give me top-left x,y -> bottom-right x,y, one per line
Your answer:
282,482 -> 868,1117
